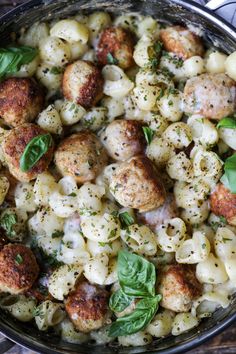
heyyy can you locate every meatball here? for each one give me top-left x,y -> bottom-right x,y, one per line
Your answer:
0,168 -> 18,204
110,155 -> 166,212
157,264 -> 202,312
97,26 -> 134,69
0,78 -> 44,127
2,123 -> 54,182
62,60 -> 104,108
65,281 -> 111,333
138,194 -> 179,232
160,25 -> 204,59
101,119 -> 146,161
54,131 -> 108,184
210,183 -> 236,225
0,244 -> 39,294
183,73 -> 236,120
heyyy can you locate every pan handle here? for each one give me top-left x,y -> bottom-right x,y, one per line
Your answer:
205,0 -> 236,10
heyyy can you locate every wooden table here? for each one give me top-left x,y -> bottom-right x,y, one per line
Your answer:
0,0 -> 235,353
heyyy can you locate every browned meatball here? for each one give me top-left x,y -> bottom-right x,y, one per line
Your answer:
0,78 -> 44,127
2,123 -> 54,182
62,60 -> 104,108
160,25 -> 204,59
183,73 -> 236,120
110,155 -> 166,212
54,131 -> 108,184
138,194 -> 179,232
210,183 -> 236,225
0,244 -> 39,294
96,26 -> 134,69
65,281 -> 111,333
101,119 -> 146,161
0,168 -> 18,204
157,264 -> 202,312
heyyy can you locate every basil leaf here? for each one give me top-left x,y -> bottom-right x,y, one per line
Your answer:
107,52 -> 119,65
221,154 -> 236,193
0,212 -> 17,238
109,295 -> 161,337
142,127 -> 155,145
15,254 -> 23,265
0,46 -> 38,79
217,117 -> 236,129
119,211 -> 135,227
118,251 -> 156,298
109,289 -> 133,313
20,134 -> 53,172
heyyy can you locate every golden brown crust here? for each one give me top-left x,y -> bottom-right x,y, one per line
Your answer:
62,60 -> 104,108
110,155 -> 166,212
101,119 -> 146,161
0,78 -> 44,127
0,244 -> 39,294
97,26 -> 134,69
158,264 -> 202,312
65,281 -> 111,333
183,73 -> 236,120
210,183 -> 236,225
2,123 -> 54,182
0,168 -> 18,204
160,25 -> 204,59
54,131 -> 108,184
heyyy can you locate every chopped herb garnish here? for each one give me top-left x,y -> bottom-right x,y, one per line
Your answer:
142,126 -> 155,145
0,212 -> 17,238
15,254 -> 23,265
119,212 -> 135,228
50,66 -> 63,75
52,230 -> 64,238
107,52 -> 119,65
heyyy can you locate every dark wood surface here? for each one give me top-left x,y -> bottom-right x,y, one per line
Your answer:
0,0 -> 235,353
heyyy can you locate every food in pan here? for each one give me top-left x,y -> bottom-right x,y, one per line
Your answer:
0,11 -> 236,347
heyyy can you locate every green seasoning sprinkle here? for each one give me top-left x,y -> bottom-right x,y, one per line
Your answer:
107,52 -> 119,65
15,254 -> 23,265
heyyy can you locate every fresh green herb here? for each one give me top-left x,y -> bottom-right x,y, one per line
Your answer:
217,117 -> 236,129
33,306 -> 43,318
157,88 -> 165,100
107,52 -> 119,65
119,212 -> 135,228
221,154 -> 236,193
109,295 -> 161,337
98,241 -> 113,249
108,229 -> 117,239
223,237 -> 232,243
52,230 -> 64,238
0,46 -> 38,79
0,212 -> 17,238
109,289 -> 133,313
148,41 -> 163,70
163,51 -> 184,68
15,254 -> 23,265
142,126 -> 155,145
219,216 -> 227,224
68,192 -> 77,197
20,134 -> 53,172
50,66 -> 63,75
108,251 -> 161,337
118,251 -> 156,298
